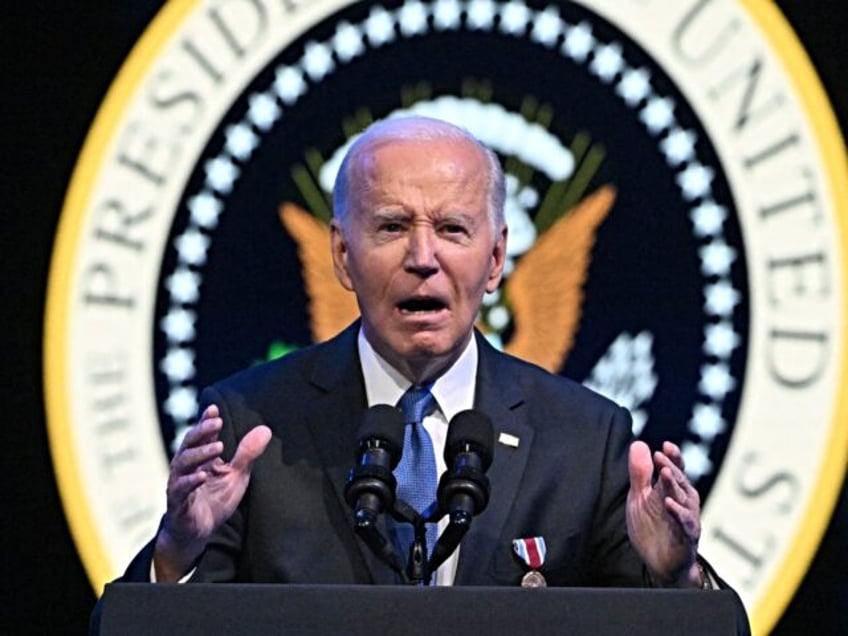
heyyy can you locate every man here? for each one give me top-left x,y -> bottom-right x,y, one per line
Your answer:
122,116 -> 747,628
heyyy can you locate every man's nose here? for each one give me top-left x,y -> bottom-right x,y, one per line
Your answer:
404,226 -> 439,276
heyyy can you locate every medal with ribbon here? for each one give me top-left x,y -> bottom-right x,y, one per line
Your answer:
512,536 -> 547,587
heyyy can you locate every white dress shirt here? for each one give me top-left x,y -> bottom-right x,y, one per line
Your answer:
357,328 -> 478,585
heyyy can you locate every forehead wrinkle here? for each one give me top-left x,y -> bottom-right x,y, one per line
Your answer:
348,138 -> 491,229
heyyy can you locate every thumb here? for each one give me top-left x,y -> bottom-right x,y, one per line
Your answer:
628,440 -> 654,494
231,425 -> 272,472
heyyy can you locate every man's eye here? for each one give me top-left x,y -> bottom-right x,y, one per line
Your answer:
379,222 -> 403,232
442,223 -> 468,235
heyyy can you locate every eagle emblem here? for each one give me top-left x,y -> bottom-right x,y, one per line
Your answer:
279,185 -> 616,373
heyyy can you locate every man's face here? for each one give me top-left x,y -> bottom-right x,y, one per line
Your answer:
331,137 -> 507,381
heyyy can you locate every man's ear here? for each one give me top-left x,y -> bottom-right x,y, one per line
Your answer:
486,226 -> 508,293
330,219 -> 355,291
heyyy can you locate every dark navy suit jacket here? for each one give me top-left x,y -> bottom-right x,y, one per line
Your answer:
126,322 -> 640,585
120,322 -> 749,632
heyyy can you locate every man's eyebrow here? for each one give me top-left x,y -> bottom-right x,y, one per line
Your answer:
438,212 -> 474,223
372,209 -> 410,221
437,212 -> 476,225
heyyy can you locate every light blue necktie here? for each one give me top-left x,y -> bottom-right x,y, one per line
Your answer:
393,385 -> 438,577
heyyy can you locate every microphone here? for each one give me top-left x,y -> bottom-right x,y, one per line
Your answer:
344,404 -> 405,522
344,404 -> 408,579
429,409 -> 494,573
438,409 -> 494,517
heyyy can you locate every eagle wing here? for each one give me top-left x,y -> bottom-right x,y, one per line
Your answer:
504,185 -> 616,372
278,203 -> 359,343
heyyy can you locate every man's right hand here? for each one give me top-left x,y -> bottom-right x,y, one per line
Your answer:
153,404 -> 272,582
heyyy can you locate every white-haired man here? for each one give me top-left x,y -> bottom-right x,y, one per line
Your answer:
121,116 -> 748,633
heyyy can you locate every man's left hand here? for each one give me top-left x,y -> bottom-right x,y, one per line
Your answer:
626,440 -> 703,587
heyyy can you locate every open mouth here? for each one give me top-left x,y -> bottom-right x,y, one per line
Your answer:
397,297 -> 447,314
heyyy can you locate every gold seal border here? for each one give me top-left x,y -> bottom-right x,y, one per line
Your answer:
740,1 -> 848,633
43,0 -> 201,593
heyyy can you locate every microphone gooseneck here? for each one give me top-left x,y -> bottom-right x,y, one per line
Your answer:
344,404 -> 408,578
344,404 -> 405,519
428,409 -> 495,574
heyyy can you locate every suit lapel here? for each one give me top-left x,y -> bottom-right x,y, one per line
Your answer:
454,334 -> 534,585
303,323 -> 399,584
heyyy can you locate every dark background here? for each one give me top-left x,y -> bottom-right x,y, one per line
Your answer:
3,2 -> 845,633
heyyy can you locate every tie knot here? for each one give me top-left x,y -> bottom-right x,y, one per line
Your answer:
398,385 -> 436,425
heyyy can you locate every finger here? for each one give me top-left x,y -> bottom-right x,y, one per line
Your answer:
231,425 -> 273,473
661,441 -> 685,471
201,404 -> 220,420
657,464 -> 692,502
167,470 -> 210,503
663,497 -> 701,541
628,441 -> 654,494
654,451 -> 691,490
658,464 -> 701,511
172,441 -> 224,475
179,416 -> 223,450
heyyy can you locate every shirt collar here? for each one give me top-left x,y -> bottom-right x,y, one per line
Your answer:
357,328 -> 477,420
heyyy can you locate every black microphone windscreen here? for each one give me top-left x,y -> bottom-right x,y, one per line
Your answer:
357,404 -> 406,457
445,409 -> 494,469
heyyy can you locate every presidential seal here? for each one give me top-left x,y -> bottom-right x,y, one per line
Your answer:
45,2 -> 848,633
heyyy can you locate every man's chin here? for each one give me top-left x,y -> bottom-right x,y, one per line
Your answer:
376,330 -> 468,379
397,337 -> 452,361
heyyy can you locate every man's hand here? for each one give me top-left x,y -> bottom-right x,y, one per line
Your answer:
626,440 -> 703,587
153,404 -> 272,582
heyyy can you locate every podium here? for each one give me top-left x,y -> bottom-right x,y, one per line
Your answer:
95,583 -> 743,635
